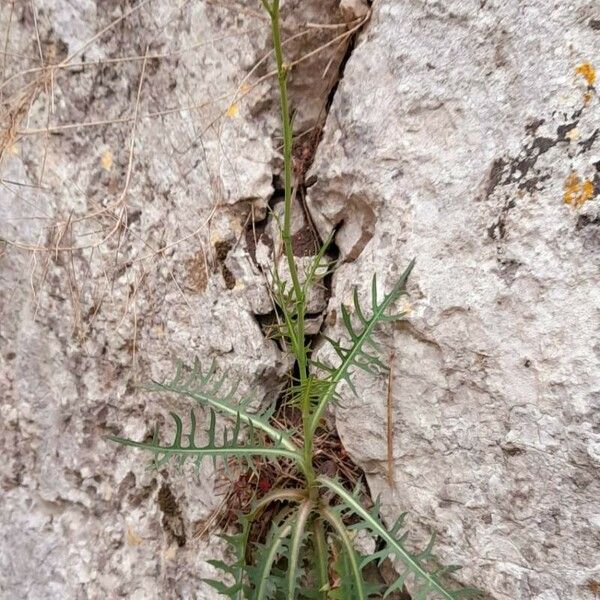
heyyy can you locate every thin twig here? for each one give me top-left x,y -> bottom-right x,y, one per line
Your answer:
386,350 -> 395,487
10,13 -> 369,138
0,2 -> 15,87
0,29 -> 262,93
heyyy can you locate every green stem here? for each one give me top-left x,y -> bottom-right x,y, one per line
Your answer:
312,517 -> 330,598
320,507 -> 366,600
266,0 -> 316,491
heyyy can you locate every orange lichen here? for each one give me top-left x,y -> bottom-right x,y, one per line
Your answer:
563,171 -> 595,207
582,179 -> 595,201
576,62 -> 596,86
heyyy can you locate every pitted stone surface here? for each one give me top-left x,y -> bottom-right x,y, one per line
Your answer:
0,0 -> 346,597
3,0 -> 600,597
308,1 -> 600,598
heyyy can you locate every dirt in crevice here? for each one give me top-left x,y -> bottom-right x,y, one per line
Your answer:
267,13 -> 365,337
245,7 -> 367,335
244,182 -> 280,263
157,483 -> 186,547
214,240 -> 236,290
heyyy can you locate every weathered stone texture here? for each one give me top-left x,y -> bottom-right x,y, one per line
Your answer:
308,1 -> 600,599
0,0 -> 345,597
3,0 -> 600,598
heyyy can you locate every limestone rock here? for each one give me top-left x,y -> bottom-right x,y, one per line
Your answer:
340,0 -> 370,23
308,1 -> 600,598
0,0 -> 346,597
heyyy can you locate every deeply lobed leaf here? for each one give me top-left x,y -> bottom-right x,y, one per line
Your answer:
318,476 -> 481,600
108,406 -> 302,472
309,261 -> 415,436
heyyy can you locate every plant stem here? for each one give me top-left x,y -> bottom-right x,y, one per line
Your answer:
312,518 -> 330,597
265,0 -> 316,491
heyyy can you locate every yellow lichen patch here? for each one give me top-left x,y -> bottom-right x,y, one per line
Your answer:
575,62 -> 596,86
100,149 -> 113,171
225,102 -> 239,118
563,171 -> 595,207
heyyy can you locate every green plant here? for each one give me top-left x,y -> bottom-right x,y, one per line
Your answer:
109,2 -> 479,598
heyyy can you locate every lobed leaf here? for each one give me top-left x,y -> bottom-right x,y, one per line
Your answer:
309,260 -> 415,436
318,476 -> 481,600
138,359 -> 300,455
108,407 -> 302,472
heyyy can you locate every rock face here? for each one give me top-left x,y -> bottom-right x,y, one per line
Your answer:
0,0 -> 345,597
308,1 -> 600,599
2,0 -> 600,598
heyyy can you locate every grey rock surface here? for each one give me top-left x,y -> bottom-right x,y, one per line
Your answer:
308,1 -> 600,599
3,0 -> 600,598
0,0 -> 346,597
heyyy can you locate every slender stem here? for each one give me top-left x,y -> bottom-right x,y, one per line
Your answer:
312,518 -> 330,598
320,507 -> 366,600
269,2 -> 304,307
266,0 -> 316,491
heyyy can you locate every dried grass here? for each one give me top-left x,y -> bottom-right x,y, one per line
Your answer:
1,0 -> 371,540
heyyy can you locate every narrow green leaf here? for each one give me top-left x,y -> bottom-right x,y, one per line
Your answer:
416,532 -> 437,561
309,260 -> 415,436
169,411 -> 183,446
340,304 -> 358,340
203,578 -> 241,597
286,500 -> 313,600
320,506 -> 367,600
353,286 -> 368,325
371,273 -> 378,310
252,519 -> 293,600
451,588 -> 484,598
187,409 -> 197,447
318,475 -> 466,600
108,433 -> 300,462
